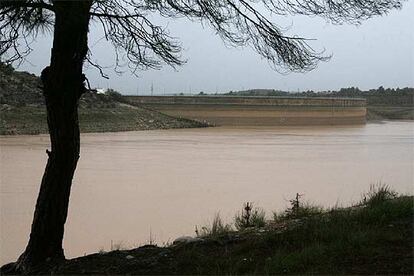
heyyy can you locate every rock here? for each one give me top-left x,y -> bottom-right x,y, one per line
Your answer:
173,236 -> 202,245
125,255 -> 135,260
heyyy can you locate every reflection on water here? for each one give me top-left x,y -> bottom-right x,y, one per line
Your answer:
1,122 -> 413,264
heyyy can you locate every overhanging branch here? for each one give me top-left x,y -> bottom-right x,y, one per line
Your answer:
0,0 -> 55,12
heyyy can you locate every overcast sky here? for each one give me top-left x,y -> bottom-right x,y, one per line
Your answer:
18,1 -> 414,95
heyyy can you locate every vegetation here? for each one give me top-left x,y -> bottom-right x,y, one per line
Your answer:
225,86 -> 414,106
196,213 -> 233,238
2,185 -> 410,275
273,193 -> 324,222
360,183 -> 398,207
234,203 -> 266,230
367,106 -> 413,121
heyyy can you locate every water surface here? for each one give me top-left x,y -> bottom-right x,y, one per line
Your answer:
1,122 -> 413,264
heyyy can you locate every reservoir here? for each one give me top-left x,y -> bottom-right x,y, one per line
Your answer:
1,121 -> 413,265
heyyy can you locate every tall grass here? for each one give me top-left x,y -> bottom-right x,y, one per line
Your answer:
199,185 -> 404,240
197,213 -> 233,238
361,183 -> 398,206
173,186 -> 412,275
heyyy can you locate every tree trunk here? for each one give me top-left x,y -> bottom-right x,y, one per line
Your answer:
13,1 -> 92,273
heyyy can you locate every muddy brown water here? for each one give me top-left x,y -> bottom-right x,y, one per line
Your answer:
1,122 -> 413,265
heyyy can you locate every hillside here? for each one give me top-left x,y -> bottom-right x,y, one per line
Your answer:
0,64 -> 207,135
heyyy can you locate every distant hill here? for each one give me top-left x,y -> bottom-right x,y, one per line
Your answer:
0,63 -> 44,106
0,64 -> 206,135
0,62 -> 126,108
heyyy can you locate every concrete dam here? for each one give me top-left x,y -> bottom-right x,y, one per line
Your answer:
124,96 -> 367,126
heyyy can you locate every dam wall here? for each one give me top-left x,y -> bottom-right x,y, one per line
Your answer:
124,96 -> 367,126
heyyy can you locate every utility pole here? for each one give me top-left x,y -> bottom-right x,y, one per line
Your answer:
151,82 -> 154,96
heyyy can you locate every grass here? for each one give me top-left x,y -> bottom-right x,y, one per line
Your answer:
179,186 -> 413,274
171,192 -> 413,275
196,213 -> 233,238
360,183 -> 398,206
367,106 -> 414,121
164,186 -> 412,274
0,106 -> 48,134
196,203 -> 267,238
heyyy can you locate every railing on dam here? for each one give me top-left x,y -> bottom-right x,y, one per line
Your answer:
124,95 -> 367,126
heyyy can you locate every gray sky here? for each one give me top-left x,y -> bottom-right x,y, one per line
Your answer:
18,1 -> 414,95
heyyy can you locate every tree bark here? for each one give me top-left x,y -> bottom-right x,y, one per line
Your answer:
13,1 -> 92,273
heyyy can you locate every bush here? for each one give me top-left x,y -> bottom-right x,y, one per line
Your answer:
273,193 -> 324,222
105,88 -> 124,102
234,202 -> 266,230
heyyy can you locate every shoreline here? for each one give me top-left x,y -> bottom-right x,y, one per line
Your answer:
2,192 -> 412,275
0,107 -> 414,137
1,118 -> 412,136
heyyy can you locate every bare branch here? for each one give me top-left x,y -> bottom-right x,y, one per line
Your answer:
85,54 -> 109,79
0,0 -> 54,12
90,0 -> 184,72
260,0 -> 404,24
1,0 -> 406,72
129,0 -> 404,72
1,0 -> 54,64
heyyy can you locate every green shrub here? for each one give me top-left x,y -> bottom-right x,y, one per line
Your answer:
105,88 -> 124,102
234,202 -> 266,230
273,193 -> 324,222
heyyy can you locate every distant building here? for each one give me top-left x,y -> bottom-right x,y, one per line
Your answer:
96,88 -> 107,94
